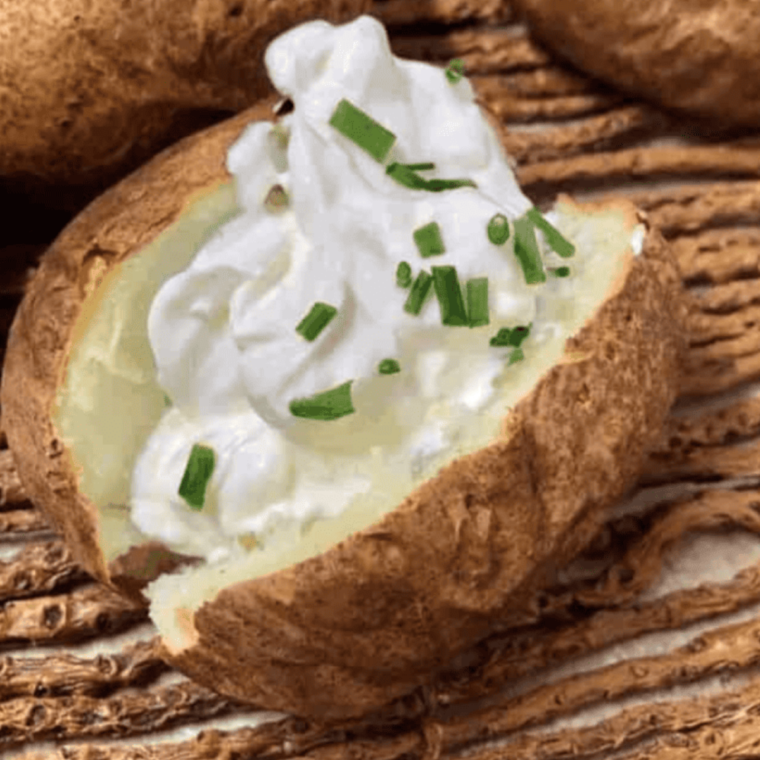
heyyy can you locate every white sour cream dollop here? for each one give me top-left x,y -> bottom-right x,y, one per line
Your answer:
130,14 -> 639,563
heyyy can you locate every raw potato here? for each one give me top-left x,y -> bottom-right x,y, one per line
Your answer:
0,92 -> 690,720
513,0 -> 760,128
0,0 -> 370,210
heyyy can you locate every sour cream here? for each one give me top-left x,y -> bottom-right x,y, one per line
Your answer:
129,14 -> 640,562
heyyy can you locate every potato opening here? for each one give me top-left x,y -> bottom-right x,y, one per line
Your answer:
52,182 -> 640,653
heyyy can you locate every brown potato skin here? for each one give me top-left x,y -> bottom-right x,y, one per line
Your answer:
0,0 -> 370,211
1,96 -> 690,719
513,0 -> 760,128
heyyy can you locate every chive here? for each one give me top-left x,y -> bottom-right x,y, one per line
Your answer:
386,163 -> 427,190
163,393 -> 172,407
178,444 -> 215,511
466,277 -> 489,327
550,266 -> 571,278
425,177 -> 478,192
264,184 -> 289,211
289,380 -> 355,421
490,323 -> 532,348
404,162 -> 436,171
513,215 -> 547,284
508,347 -> 525,366
378,358 -> 401,375
404,269 -> 434,316
432,266 -> 468,326
413,221 -> 446,258
386,162 -> 477,192
396,261 -> 413,288
526,207 -> 575,258
328,98 -> 396,163
487,213 -> 510,245
295,302 -> 338,342
445,58 -> 465,84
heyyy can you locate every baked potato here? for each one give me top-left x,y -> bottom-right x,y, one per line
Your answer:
513,0 -> 760,129
0,15 -> 689,720
0,0 -> 370,211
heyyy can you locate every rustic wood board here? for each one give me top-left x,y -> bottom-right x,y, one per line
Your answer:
4,1 -> 760,757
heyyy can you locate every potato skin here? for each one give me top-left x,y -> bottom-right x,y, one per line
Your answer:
0,0 -> 370,210
1,97 -> 690,719
512,0 -> 760,128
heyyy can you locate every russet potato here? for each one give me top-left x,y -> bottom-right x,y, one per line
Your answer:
0,92 -> 690,720
513,0 -> 760,129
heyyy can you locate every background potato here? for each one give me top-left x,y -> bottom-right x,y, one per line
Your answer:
1,88 -> 690,720
0,0 -> 370,213
512,0 -> 760,129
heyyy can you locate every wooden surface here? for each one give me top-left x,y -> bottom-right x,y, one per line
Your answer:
4,0 -> 760,757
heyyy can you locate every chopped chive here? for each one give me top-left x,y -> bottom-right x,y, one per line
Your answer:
328,98 -> 396,163
386,162 -> 477,192
163,393 -> 172,407
490,323 -> 532,348
487,213 -> 510,245
466,277 -> 490,327
404,269 -> 434,316
289,380 -> 355,421
386,163 -> 427,190
413,221 -> 446,258
396,261 -> 413,288
178,444 -> 216,511
513,215 -> 547,284
295,302 -> 338,342
550,266 -> 571,278
445,58 -> 465,84
425,177 -> 478,192
378,358 -> 401,375
404,162 -> 436,171
508,348 -> 525,366
264,183 -> 289,211
432,266 -> 468,326
527,207 -> 575,258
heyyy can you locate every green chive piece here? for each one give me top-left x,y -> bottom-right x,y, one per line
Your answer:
289,380 -> 355,421
378,358 -> 401,375
487,213 -> 510,245
163,393 -> 172,407
508,348 -> 525,366
526,207 -> 575,258
178,444 -> 216,511
550,266 -> 571,278
445,58 -> 465,84
432,266 -> 468,327
328,98 -> 396,163
466,277 -> 490,327
490,323 -> 532,348
396,261 -> 413,288
295,302 -> 338,342
404,269 -> 434,316
514,215 -> 547,284
424,177 -> 478,192
386,162 -> 477,192
404,162 -> 436,171
413,221 -> 446,258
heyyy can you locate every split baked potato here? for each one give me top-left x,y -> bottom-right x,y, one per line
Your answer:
1,16 -> 689,720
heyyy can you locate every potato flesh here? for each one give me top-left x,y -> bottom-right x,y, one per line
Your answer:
52,183 -> 639,652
